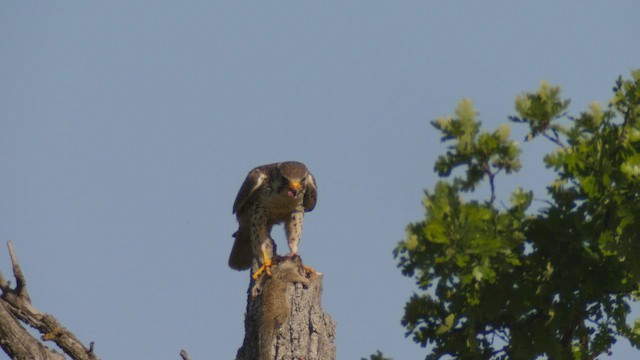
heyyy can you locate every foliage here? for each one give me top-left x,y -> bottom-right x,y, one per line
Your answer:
394,70 -> 640,359
361,350 -> 392,360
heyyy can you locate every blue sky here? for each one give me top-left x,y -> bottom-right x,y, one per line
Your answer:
1,2 -> 639,359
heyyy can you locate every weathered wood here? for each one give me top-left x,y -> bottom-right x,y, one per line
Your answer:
0,242 -> 99,360
0,299 -> 66,360
234,257 -> 336,360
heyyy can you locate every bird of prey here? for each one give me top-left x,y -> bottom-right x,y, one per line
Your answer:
229,161 -> 317,280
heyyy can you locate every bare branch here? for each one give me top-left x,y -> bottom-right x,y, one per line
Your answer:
7,241 -> 33,305
0,299 -> 66,360
0,241 -> 100,360
542,130 -> 566,149
180,349 -> 191,360
0,265 -> 9,290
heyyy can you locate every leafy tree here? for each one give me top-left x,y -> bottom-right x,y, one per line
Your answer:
394,71 -> 640,359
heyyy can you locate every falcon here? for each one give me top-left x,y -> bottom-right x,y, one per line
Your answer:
229,161 -> 317,280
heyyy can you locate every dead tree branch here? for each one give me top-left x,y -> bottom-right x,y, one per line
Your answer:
0,241 -> 100,360
179,349 -> 191,360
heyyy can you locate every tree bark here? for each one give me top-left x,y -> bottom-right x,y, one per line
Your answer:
0,299 -> 66,360
234,256 -> 336,360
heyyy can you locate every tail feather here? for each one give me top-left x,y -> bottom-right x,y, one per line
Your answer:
228,229 -> 252,270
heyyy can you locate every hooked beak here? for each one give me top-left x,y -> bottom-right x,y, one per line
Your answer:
287,181 -> 302,197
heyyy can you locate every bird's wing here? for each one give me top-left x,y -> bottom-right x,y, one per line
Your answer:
303,172 -> 318,212
232,166 -> 268,214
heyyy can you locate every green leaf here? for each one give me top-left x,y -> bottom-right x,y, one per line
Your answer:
580,176 -> 597,196
633,318 -> 640,337
621,154 -> 640,179
436,313 -> 456,335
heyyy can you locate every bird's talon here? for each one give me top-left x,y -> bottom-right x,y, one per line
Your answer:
252,262 -> 272,280
252,247 -> 273,280
252,266 -> 265,280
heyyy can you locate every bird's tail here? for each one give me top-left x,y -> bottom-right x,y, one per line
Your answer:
228,228 -> 252,270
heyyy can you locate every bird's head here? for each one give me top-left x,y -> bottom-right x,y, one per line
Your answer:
272,161 -> 309,198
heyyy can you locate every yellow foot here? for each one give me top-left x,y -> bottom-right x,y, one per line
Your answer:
252,260 -> 272,280
252,246 -> 273,280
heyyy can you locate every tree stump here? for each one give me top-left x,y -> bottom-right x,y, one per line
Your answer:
234,257 -> 336,360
